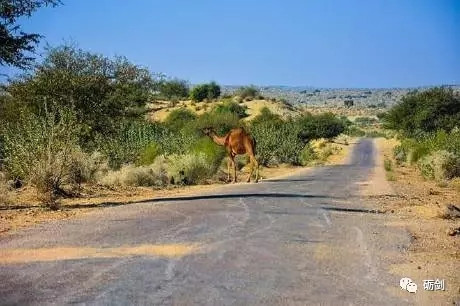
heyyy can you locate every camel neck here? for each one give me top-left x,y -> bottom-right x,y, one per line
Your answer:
209,133 -> 226,146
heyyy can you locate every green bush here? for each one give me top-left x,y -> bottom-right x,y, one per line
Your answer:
417,150 -> 460,181
235,86 -> 259,99
137,143 -> 162,166
384,87 -> 460,136
299,144 -> 317,166
251,119 -> 303,166
212,101 -> 248,118
354,116 -> 378,127
190,138 -> 226,174
190,82 -> 221,102
97,121 -> 167,169
393,145 -> 406,164
5,45 -> 156,146
384,158 -> 393,172
296,113 -> 346,142
193,111 -> 242,135
167,153 -> 214,185
164,108 -> 197,130
158,78 -> 189,100
346,126 -> 366,137
2,108 -> 85,206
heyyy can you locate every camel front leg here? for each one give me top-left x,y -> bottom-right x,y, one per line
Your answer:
246,159 -> 253,182
231,156 -> 237,183
227,158 -> 231,182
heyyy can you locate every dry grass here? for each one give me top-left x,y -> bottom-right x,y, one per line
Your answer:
370,138 -> 460,304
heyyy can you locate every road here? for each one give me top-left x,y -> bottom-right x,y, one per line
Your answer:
0,139 -> 415,305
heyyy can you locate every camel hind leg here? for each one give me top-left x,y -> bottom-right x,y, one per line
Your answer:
247,155 -> 259,183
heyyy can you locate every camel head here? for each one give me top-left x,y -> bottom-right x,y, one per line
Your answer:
202,127 -> 214,136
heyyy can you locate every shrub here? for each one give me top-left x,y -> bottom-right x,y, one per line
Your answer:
212,101 -> 248,118
418,150 -> 460,181
137,143 -> 162,166
299,144 -> 317,166
0,172 -> 12,206
164,108 -> 197,131
99,156 -> 168,187
5,45 -> 156,146
384,87 -> 460,136
235,86 -> 259,99
67,150 -> 109,188
346,126 -> 366,137
251,119 -> 303,165
158,79 -> 189,100
252,107 -> 283,125
193,111 -> 242,136
296,113 -> 346,142
189,138 -> 226,174
365,130 -> 387,138
2,108 -> 84,205
393,145 -> 406,164
354,116 -> 378,127
190,82 -> 221,102
167,153 -> 214,185
97,121 -> 167,169
384,158 -> 393,171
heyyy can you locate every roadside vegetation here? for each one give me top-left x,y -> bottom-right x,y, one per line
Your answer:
0,45 -> 352,209
383,87 -> 460,184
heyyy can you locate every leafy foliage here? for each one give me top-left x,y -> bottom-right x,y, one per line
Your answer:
164,108 -> 197,131
0,0 -> 61,68
5,45 -> 156,145
158,78 -> 189,100
212,101 -> 248,118
190,82 -> 221,101
296,113 -> 346,142
235,86 -> 259,99
384,87 -> 460,136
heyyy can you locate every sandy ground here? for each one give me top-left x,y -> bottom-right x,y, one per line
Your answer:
148,99 -> 299,122
0,141 -> 352,236
367,138 -> 459,303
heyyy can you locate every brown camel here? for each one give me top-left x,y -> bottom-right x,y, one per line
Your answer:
203,127 -> 259,183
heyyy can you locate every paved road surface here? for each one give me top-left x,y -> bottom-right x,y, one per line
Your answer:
0,139 -> 415,305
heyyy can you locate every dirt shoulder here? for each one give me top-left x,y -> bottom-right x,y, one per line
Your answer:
367,138 -> 459,304
0,139 -> 353,236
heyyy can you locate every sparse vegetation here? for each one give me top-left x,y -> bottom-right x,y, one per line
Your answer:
235,86 -> 259,100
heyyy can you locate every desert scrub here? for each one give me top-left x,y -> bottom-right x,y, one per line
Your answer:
167,153 -> 214,185
137,143 -> 162,166
417,150 -> 460,181
384,158 -> 393,171
190,138 -> 226,173
0,172 -> 12,206
2,108 -> 84,207
299,143 -> 317,166
99,156 -> 168,187
393,145 -> 406,164
449,177 -> 460,192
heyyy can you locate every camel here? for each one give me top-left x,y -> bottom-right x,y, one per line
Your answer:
203,127 -> 259,183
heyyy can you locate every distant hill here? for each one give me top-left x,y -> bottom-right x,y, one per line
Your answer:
222,85 -> 460,108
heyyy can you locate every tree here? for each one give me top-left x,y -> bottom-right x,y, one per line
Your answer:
5,45 -> 157,145
384,87 -> 460,136
296,113 -> 345,142
344,99 -> 354,107
0,0 -> 61,69
159,78 -> 189,100
190,82 -> 221,102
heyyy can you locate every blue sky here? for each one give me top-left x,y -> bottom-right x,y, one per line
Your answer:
1,0 -> 459,88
